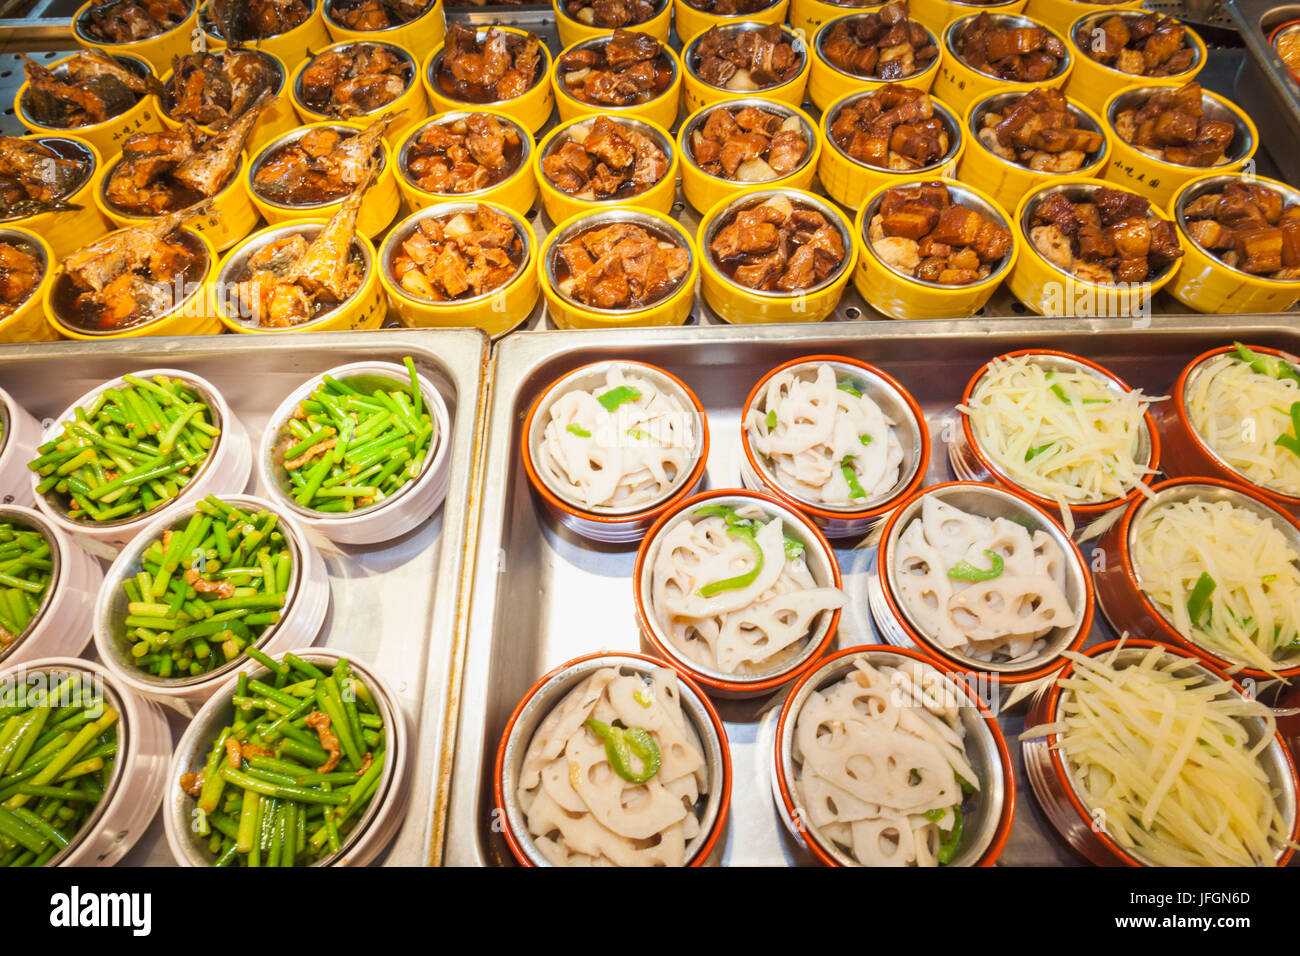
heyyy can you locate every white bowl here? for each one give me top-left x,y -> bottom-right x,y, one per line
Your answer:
0,384 -> 41,507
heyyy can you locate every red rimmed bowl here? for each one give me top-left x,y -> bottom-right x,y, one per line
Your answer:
520,360 -> 710,545
633,487 -> 844,698
1022,638 -> 1300,866
493,650 -> 732,867
872,480 -> 1093,687
739,354 -> 930,540
1093,476 -> 1300,682
772,644 -> 1016,867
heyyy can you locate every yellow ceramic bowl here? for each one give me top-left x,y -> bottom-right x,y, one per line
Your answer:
1024,0 -> 1141,36
289,41 -> 426,149
553,0 -> 672,45
908,0 -> 1027,34
818,88 -> 964,209
322,0 -> 445,49
535,115 -> 678,224
44,227 -> 221,339
379,201 -> 539,337
679,98 -> 820,213
3,135 -> 110,261
809,13 -> 943,111
540,207 -> 698,329
699,186 -> 857,323
247,122 -> 400,239
673,0 -> 789,44
423,26 -> 555,134
15,52 -> 163,160
1101,84 -> 1258,208
1008,177 -> 1181,316
197,0 -> 331,68
957,87 -> 1109,214
156,50 -> 298,156
554,33 -> 683,130
1167,173 -> 1300,314
395,110 -> 538,217
72,0 -> 200,73
214,219 -> 384,333
789,0 -> 878,38
933,12 -> 1072,115
96,150 -> 257,252
1064,10 -> 1205,115
853,178 -> 1017,319
681,22 -> 810,114
0,227 -> 57,343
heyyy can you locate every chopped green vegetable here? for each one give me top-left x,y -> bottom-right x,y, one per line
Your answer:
632,688 -> 653,708
1187,571 -> 1216,625
1274,402 -> 1300,459
859,434 -> 872,446
1050,383 -> 1071,404
0,520 -> 52,646
765,409 -> 777,431
565,423 -> 591,438
936,805 -> 964,864
947,550 -> 1004,581
955,773 -> 975,795
1025,442 -> 1054,462
597,386 -> 642,412
784,536 -> 805,561
837,380 -> 862,398
841,457 -> 868,499
1082,398 -> 1111,405
1234,342 -> 1300,385
584,719 -> 660,783
626,428 -> 650,441
924,807 -> 946,823
694,504 -> 804,564
697,526 -> 764,598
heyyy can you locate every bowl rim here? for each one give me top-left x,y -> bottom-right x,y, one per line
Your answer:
1066,8 -> 1205,79
424,24 -> 552,107
679,97 -> 820,184
823,86 -> 963,173
676,0 -> 785,15
322,0 -> 437,31
1102,82 -> 1257,173
535,113 -> 678,209
965,88 -> 1108,175
552,30 -> 682,112
291,39 -> 417,121
944,11 -> 1072,83
394,109 -> 532,200
553,0 -> 671,28
680,20 -> 809,94
1172,173 -> 1300,288
0,137 -> 97,221
0,227 -> 50,315
815,11 -> 943,83
199,0 -> 319,41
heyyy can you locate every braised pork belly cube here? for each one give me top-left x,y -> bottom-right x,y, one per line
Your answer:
555,222 -> 690,309
1028,185 -> 1183,283
956,13 -> 1066,82
976,89 -> 1103,173
868,182 -> 1010,284
1180,180 -> 1300,279
404,113 -> 523,195
392,204 -> 523,302
437,24 -> 544,103
557,31 -> 674,107
693,23 -> 802,91
821,1 -> 937,79
1076,13 -> 1195,77
1113,81 -> 1237,167
829,84 -> 949,170
689,105 -> 809,181
562,0 -> 658,29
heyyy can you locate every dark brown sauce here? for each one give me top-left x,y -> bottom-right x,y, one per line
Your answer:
566,51 -> 675,105
0,138 -> 94,220
434,49 -> 544,103
253,131 -> 365,206
553,222 -> 686,308
402,120 -> 524,194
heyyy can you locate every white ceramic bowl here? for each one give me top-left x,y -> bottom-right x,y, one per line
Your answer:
0,385 -> 41,507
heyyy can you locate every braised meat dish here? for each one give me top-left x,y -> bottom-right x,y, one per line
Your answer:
680,0 -> 773,13
976,89 -> 1104,173
555,221 -> 690,309
205,0 -> 310,40
299,44 -> 412,118
711,194 -> 844,292
0,242 -> 42,319
1182,181 -> 1300,279
561,0 -> 658,28
821,1 -> 938,80
828,84 -> 948,169
557,30 -> 675,107
20,50 -> 150,129
868,182 -> 1012,284
1112,81 -> 1235,167
327,0 -> 430,30
163,50 -> 279,127
392,204 -> 523,301
1029,186 -> 1183,284
253,114 -> 392,206
955,13 -> 1067,82
692,24 -> 802,91
436,24 -> 544,103
689,106 -> 808,181
0,137 -> 90,220
1077,13 -> 1195,77
541,117 -> 668,201
80,0 -> 191,42
404,113 -> 523,194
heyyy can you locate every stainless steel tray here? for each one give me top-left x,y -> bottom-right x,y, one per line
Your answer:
0,328 -> 489,866
1228,0 -> 1300,185
447,315 -> 1300,867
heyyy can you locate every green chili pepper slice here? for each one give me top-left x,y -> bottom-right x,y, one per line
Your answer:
597,386 -> 642,412
859,434 -> 872,446
837,380 -> 862,398
583,719 -> 661,783
841,456 -> 868,499
1234,342 -> 1300,385
565,423 -> 591,438
693,505 -> 804,574
1025,442 -> 1054,462
947,550 -> 1004,581
936,805 -> 964,865
697,528 -> 764,598
924,807 -> 946,823
1275,401 -> 1300,459
1187,571 -> 1216,625
765,410 -> 777,430
955,773 -> 975,795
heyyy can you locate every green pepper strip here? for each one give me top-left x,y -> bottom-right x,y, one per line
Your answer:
1275,402 -> 1300,460
597,386 -> 642,412
947,550 -> 1004,582
1187,571 -> 1216,624
583,719 -> 661,783
1234,342 -> 1300,385
841,457 -> 868,499
936,805 -> 964,865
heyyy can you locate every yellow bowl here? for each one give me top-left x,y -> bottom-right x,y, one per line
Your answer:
3,135 -> 111,261
1064,10 -> 1205,115
15,52 -> 163,161
673,0 -> 789,44
322,0 -> 446,49
957,87 -> 1109,214
247,122 -> 400,239
213,219 -> 384,333
156,50 -> 299,156
789,0 -> 875,37
422,26 -> 555,134
809,13 -> 943,111
681,22 -> 810,114
553,0 -> 672,46
818,88 -> 965,209
699,186 -> 857,323
378,201 -> 539,337
0,226 -> 57,343
540,207 -> 698,329
853,177 -> 1017,319
71,0 -> 200,73
394,110 -> 538,217
197,0 -> 332,69
1024,0 -> 1142,36
534,115 -> 678,225
1008,176 -> 1181,316
933,12 -> 1072,115
289,41 -> 426,149
679,98 -> 821,213
44,226 -> 222,339
1101,83 -> 1258,207
554,33 -> 683,130
96,150 -> 258,252
908,0 -> 1027,34
1166,173 -> 1300,314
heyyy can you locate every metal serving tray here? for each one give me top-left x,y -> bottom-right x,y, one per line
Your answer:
1228,0 -> 1300,185
447,315 -> 1300,867
0,328 -> 488,866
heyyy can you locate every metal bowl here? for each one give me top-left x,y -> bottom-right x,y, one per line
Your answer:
557,31 -> 680,106
681,97 -> 818,182
250,124 -> 386,212
0,228 -> 47,312
425,27 -> 548,103
323,0 -> 433,30
200,0 -> 318,41
1072,10 -> 1202,76
968,90 -> 1106,172
0,507 -> 60,667
827,89 -> 963,172
818,13 -> 941,81
1106,85 -> 1255,169
396,111 -> 530,199
293,41 -> 416,119
946,12 -> 1071,81
18,53 -> 152,130
538,115 -> 676,202
682,21 -> 807,92
1174,174 -> 1300,286
0,139 -> 95,222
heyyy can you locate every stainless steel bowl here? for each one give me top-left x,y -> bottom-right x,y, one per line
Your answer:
200,0 -> 318,41
968,90 -> 1106,172
1175,174 -> 1300,286
293,41 -> 416,119
1072,10 -> 1202,76
162,50 -> 286,123
818,13 -> 941,81
0,228 -> 47,315
425,27 -> 547,104
323,0 -> 434,31
945,12 -> 1071,81
556,31 -> 679,108
539,115 -> 676,201
396,111 -> 530,198
0,139 -> 95,222
682,21 -> 806,91
827,90 -> 962,172
681,97 -> 817,181
0,507 -> 59,667
250,124 -> 387,212
73,0 -> 195,45
1106,85 -> 1255,168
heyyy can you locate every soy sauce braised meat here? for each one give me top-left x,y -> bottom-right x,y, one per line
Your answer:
404,113 -> 523,194
1182,181 -> 1300,279
0,241 -> 42,319
437,24 -> 544,103
253,113 -> 393,205
690,105 -> 809,182
557,30 -> 674,107
392,204 -> 523,301
20,50 -> 151,128
206,0 -> 310,40
1029,186 -> 1183,284
300,44 -> 412,118
977,89 -> 1104,173
1112,81 -> 1235,167
868,182 -> 1012,284
956,13 -> 1067,82
0,137 -> 89,219
711,194 -> 844,292
681,0 -> 774,13
81,0 -> 191,42
562,0 -> 658,28
328,0 -> 430,30
821,1 -> 938,80
555,222 -> 689,308
1078,13 -> 1195,77
693,24 -> 801,91
829,84 -> 948,169
542,117 -> 668,200
164,50 -> 278,128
